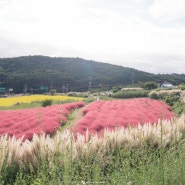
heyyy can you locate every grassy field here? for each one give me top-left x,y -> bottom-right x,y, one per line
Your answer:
0,94 -> 185,184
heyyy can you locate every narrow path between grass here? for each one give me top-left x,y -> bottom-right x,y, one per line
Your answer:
66,107 -> 84,129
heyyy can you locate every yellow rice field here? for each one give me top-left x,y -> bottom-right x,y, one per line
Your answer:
0,95 -> 83,107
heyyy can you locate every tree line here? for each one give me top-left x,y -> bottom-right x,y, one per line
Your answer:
0,55 -> 185,93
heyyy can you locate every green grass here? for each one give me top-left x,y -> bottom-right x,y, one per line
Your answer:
112,90 -> 149,99
0,101 -> 41,110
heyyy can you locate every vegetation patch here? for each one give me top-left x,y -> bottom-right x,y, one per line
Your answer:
0,95 -> 84,107
149,89 -> 185,115
42,99 -> 53,107
0,102 -> 85,140
0,96 -> 185,184
0,114 -> 185,184
73,98 -> 175,136
112,89 -> 149,98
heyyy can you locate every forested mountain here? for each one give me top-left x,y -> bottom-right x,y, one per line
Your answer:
0,55 -> 185,93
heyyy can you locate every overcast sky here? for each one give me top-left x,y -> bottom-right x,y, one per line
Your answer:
0,0 -> 185,74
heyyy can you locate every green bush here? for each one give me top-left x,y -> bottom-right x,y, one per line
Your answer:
42,99 -> 53,107
67,92 -> 89,98
112,90 -> 149,99
50,89 -> 56,96
172,101 -> 185,115
143,82 -> 158,90
179,85 -> 185,90
164,95 -> 180,106
112,86 -> 122,93
148,92 -> 158,99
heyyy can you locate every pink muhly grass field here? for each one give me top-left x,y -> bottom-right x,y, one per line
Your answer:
0,102 -> 85,140
73,98 -> 176,135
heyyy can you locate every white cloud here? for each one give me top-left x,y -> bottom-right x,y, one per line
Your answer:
0,0 -> 185,73
133,0 -> 144,3
149,0 -> 185,23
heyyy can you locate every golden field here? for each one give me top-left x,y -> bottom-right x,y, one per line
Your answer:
0,95 -> 83,107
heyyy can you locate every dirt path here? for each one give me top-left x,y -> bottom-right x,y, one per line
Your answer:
67,107 -> 84,128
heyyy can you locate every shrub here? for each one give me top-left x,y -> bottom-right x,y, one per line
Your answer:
143,82 -> 158,90
42,99 -> 53,107
179,84 -> 185,90
50,89 -> 56,96
164,95 -> 180,106
112,90 -> 148,99
148,92 -> 158,99
67,92 -> 89,98
173,102 -> 185,115
112,86 -> 122,93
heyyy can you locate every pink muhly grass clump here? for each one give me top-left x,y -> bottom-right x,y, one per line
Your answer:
0,102 -> 85,141
73,98 -> 176,136
0,114 -> 185,170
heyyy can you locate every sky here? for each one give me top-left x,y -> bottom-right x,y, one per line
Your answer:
0,0 -> 185,74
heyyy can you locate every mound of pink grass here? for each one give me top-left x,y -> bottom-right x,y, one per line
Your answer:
0,102 -> 85,140
73,98 -> 176,135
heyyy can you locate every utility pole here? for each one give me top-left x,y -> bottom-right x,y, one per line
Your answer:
62,84 -> 69,93
66,84 -> 68,93
89,77 -> 92,91
50,80 -> 53,90
107,83 -> 108,91
23,85 -> 27,94
132,71 -> 135,84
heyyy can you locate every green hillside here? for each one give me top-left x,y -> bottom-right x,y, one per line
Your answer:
0,55 -> 184,93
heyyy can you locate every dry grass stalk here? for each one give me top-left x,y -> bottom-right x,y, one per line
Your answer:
0,135 -> 9,169
149,89 -> 182,96
181,90 -> 185,102
0,114 -> 185,170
